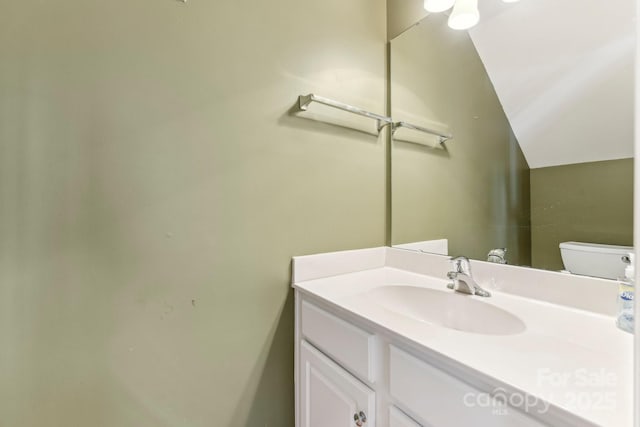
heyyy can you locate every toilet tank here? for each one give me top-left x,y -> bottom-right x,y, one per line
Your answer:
559,241 -> 633,280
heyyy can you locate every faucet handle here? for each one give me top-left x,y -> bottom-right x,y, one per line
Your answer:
487,248 -> 507,264
446,271 -> 457,290
450,256 -> 470,273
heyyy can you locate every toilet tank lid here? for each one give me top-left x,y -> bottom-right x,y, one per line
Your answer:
559,241 -> 634,254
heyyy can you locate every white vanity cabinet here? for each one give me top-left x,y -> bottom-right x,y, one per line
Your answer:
300,341 -> 376,427
389,346 -> 547,427
389,407 -> 421,427
296,295 -> 551,427
300,300 -> 376,383
298,298 -> 377,427
292,247 -> 632,427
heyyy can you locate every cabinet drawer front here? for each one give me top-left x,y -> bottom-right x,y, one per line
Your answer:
389,346 -> 547,427
389,406 -> 422,427
301,300 -> 375,382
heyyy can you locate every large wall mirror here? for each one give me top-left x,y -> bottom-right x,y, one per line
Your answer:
389,0 -> 635,277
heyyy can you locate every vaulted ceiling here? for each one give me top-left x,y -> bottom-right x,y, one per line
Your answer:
469,0 -> 634,168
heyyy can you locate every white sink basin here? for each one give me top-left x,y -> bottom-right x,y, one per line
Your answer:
365,285 -> 526,335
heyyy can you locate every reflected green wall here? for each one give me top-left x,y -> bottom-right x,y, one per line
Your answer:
390,15 -> 531,266
386,0 -> 427,40
531,159 -> 634,271
0,1 -> 386,426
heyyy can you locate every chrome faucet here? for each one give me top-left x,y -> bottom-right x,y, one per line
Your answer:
447,256 -> 491,297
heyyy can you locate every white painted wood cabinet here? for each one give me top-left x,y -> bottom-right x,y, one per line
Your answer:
300,340 -> 376,427
389,407 -> 421,427
296,295 -> 552,427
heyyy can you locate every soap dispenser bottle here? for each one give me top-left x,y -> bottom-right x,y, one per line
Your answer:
616,253 -> 635,333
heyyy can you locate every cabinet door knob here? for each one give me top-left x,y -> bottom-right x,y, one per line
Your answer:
354,411 -> 367,426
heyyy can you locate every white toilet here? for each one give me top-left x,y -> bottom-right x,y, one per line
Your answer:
559,241 -> 633,280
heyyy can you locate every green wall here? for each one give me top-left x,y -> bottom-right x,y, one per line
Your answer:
386,0 -> 427,40
531,158 -> 634,271
0,1 -> 386,426
390,14 -> 531,266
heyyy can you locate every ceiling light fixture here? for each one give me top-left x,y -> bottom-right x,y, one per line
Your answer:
424,0 -> 520,30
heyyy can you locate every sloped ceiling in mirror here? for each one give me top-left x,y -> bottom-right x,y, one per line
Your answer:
468,0 -> 634,168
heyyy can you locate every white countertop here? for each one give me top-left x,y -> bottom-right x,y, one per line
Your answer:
293,255 -> 634,427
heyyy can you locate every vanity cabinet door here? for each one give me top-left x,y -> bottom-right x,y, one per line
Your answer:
389,407 -> 422,427
300,341 -> 375,427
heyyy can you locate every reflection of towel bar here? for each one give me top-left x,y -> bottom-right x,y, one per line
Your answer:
392,121 -> 452,144
297,94 -> 392,133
